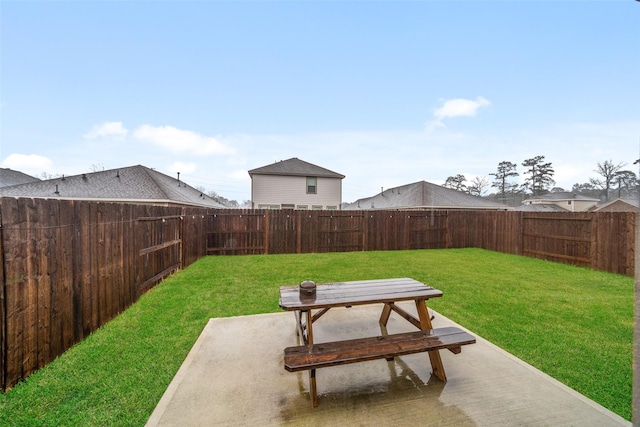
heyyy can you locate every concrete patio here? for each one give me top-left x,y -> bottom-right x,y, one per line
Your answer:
146,303 -> 630,426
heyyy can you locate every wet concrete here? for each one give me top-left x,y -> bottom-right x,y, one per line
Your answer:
146,303 -> 630,426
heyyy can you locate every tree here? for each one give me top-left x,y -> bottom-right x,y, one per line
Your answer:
489,161 -> 519,200
570,182 -> 599,197
443,174 -> 467,192
468,176 -> 490,197
40,172 -> 59,180
522,156 -> 555,196
612,170 -> 638,199
590,160 -> 625,202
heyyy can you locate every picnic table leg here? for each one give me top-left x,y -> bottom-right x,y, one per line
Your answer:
305,310 -> 319,407
379,302 -> 393,326
415,299 -> 447,382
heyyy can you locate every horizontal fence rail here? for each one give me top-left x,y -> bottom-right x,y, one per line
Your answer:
0,198 -> 636,390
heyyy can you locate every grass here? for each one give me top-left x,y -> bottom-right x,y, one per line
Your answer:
0,248 -> 633,425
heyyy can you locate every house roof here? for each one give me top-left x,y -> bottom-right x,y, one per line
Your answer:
342,181 -> 510,210
523,192 -> 599,203
514,203 -> 569,212
593,197 -> 639,212
0,168 -> 41,187
248,158 -> 345,179
0,165 -> 227,208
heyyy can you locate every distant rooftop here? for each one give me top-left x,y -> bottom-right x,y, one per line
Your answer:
343,181 -> 510,210
0,165 -> 227,208
522,192 -> 599,203
0,168 -> 41,188
248,157 -> 345,179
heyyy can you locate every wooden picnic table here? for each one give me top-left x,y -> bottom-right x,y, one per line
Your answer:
279,278 -> 475,407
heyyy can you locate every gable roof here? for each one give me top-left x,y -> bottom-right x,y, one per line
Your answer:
593,197 -> 639,212
342,181 -> 510,210
0,165 -> 227,208
0,168 -> 41,187
248,157 -> 345,179
514,203 -> 569,212
523,192 -> 599,203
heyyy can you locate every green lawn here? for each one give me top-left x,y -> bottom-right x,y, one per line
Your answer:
0,248 -> 633,425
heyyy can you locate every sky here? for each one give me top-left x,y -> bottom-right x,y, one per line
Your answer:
1,0 -> 639,203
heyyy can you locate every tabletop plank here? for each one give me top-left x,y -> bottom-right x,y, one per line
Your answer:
279,277 -> 442,310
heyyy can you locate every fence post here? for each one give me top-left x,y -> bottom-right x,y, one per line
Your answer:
296,211 -> 302,254
0,202 -> 5,390
590,213 -> 598,271
263,210 -> 269,255
633,209 -> 640,424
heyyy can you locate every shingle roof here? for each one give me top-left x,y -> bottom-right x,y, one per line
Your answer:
514,203 -> 569,212
523,192 -> 599,203
342,181 -> 510,210
593,197 -> 639,212
248,158 -> 345,179
0,165 -> 227,208
0,168 -> 41,187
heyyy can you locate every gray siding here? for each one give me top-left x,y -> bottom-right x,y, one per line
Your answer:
252,175 -> 341,209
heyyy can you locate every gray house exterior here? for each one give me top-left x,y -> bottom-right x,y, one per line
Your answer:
342,180 -> 510,211
248,158 -> 345,210
0,165 -> 227,208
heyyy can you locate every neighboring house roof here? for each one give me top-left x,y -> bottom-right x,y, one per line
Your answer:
522,192 -> 599,204
0,165 -> 227,208
342,181 -> 510,210
593,197 -> 639,212
0,168 -> 41,187
514,203 -> 569,212
248,157 -> 345,179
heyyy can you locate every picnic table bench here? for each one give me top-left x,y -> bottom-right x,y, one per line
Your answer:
279,278 -> 476,407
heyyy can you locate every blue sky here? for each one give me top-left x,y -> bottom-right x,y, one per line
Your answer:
2,1 -> 639,203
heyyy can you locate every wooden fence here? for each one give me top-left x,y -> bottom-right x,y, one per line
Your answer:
206,209 -> 635,276
0,199 -> 211,391
0,199 -> 635,390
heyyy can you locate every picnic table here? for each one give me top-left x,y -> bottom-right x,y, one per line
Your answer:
279,277 -> 475,407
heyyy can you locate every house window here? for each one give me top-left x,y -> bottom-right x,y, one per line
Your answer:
282,204 -> 295,209
306,177 -> 317,194
296,205 -> 308,210
312,205 -> 322,210
258,204 -> 280,210
326,206 -> 337,210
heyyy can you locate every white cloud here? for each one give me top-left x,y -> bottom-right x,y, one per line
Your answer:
1,153 -> 53,176
84,121 -> 128,139
434,96 -> 491,119
426,96 -> 492,130
134,125 -> 234,156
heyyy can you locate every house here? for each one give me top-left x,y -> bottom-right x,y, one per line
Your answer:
0,165 -> 227,208
0,168 -> 40,187
592,197 -> 639,212
248,158 -> 345,210
518,192 -> 599,212
342,180 -> 510,211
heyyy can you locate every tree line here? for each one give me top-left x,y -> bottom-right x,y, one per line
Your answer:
443,156 -> 638,206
